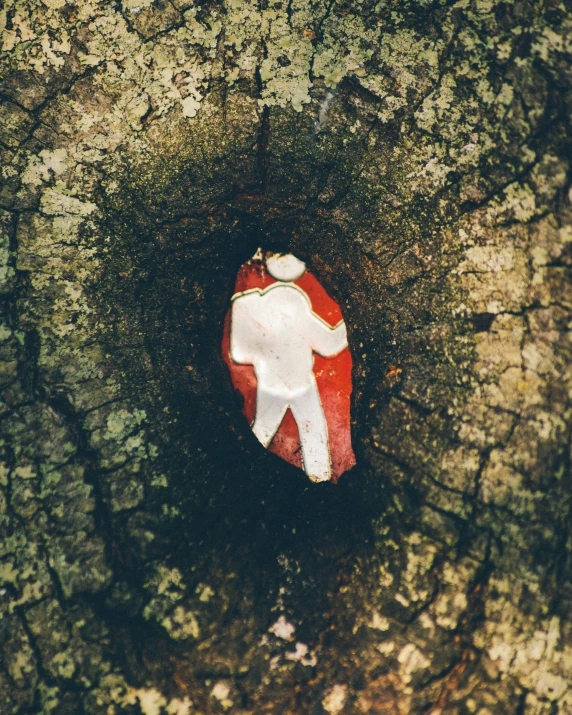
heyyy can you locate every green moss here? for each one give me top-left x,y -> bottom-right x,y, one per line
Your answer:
1,0 -> 571,711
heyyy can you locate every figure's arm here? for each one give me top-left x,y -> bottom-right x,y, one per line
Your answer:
230,297 -> 256,364
306,314 -> 348,357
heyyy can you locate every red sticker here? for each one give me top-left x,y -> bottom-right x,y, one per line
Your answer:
222,251 -> 355,483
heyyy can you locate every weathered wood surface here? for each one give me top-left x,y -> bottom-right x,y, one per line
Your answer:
0,1 -> 571,712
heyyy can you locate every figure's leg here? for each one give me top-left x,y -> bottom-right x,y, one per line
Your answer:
290,385 -> 331,482
252,386 -> 289,448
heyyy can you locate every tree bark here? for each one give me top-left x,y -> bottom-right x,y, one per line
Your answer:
1,1 -> 571,713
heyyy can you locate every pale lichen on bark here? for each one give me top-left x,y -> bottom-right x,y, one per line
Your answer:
1,0 -> 571,713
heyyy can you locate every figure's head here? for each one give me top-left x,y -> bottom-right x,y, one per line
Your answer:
265,253 -> 307,282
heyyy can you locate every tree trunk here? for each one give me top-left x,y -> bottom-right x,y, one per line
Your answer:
1,1 -> 571,713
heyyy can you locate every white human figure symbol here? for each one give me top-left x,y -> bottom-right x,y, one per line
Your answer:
230,253 -> 348,482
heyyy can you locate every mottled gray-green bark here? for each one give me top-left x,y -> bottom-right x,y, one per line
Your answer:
1,1 -> 571,713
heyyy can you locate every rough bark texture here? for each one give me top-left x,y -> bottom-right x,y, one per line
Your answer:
1,1 -> 572,713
